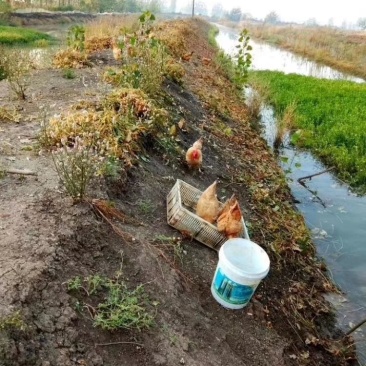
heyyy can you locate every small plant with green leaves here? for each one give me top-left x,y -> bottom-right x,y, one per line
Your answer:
153,235 -> 185,265
34,39 -> 50,48
107,11 -> 167,96
62,68 -> 76,79
101,156 -> 123,181
67,276 -> 83,292
0,311 -> 26,332
138,199 -> 154,215
66,272 -> 154,331
67,25 -> 85,52
274,101 -> 297,150
234,29 -> 252,89
215,50 -> 236,82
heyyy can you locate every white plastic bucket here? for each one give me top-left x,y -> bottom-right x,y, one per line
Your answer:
211,238 -> 270,309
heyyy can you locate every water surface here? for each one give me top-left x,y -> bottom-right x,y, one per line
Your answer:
216,24 -> 366,361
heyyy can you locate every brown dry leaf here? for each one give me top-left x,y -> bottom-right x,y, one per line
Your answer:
178,118 -> 186,130
292,244 -> 303,252
125,130 -> 132,142
170,124 -> 178,136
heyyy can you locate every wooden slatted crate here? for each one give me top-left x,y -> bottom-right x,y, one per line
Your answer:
166,179 -> 249,251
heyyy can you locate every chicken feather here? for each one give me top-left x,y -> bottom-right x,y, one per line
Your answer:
196,180 -> 220,224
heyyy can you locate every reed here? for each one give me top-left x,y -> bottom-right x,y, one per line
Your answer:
84,14 -> 139,40
243,23 -> 366,79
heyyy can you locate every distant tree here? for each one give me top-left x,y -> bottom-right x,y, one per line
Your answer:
264,11 -> 280,24
241,12 -> 252,21
181,1 -> 192,15
0,0 -> 11,11
305,18 -> 318,27
357,17 -> 366,30
140,0 -> 162,13
211,2 -> 224,20
194,0 -> 207,16
228,7 -> 242,22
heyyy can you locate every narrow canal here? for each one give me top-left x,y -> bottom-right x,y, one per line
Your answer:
216,24 -> 366,363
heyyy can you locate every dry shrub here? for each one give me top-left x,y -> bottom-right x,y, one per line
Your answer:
164,60 -> 185,84
44,88 -> 169,163
154,22 -> 187,57
85,15 -> 139,40
85,36 -> 112,52
52,49 -> 91,69
0,106 -> 21,123
105,88 -> 152,117
0,47 -> 32,100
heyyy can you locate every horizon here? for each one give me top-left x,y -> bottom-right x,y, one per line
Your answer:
170,0 -> 365,27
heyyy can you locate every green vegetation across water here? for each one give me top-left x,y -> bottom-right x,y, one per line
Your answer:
0,25 -> 53,45
251,70 -> 366,192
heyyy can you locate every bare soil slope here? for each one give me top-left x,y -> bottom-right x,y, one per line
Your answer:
0,17 -> 354,366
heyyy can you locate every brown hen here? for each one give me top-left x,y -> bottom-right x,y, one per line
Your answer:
196,180 -> 220,224
217,198 -> 244,239
185,137 -> 203,170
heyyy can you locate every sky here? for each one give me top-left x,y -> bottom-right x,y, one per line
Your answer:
174,0 -> 366,26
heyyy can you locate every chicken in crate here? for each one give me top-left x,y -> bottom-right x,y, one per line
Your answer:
166,179 -> 250,251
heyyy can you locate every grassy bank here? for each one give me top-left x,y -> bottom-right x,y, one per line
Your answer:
243,23 -> 366,80
0,25 -> 53,45
251,70 -> 366,191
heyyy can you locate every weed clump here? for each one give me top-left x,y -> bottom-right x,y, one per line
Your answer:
53,25 -> 90,69
85,36 -> 112,52
101,11 -> 171,96
67,272 -> 154,331
52,137 -> 104,202
62,68 -> 76,79
42,87 -> 170,200
53,49 -> 90,69
0,106 -> 21,123
0,311 -> 26,332
0,46 -> 32,99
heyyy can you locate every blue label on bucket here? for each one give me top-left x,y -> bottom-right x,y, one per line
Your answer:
213,268 -> 256,305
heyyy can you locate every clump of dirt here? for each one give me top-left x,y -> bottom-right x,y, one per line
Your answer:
0,16 -> 356,366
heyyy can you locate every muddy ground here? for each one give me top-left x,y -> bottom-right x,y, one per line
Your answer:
0,17 -> 356,366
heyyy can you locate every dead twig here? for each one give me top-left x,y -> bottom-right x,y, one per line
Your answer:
91,199 -> 145,226
5,168 -> 37,176
297,180 -> 328,208
297,167 -> 335,183
88,200 -> 134,245
95,341 -> 143,347
346,317 -> 366,336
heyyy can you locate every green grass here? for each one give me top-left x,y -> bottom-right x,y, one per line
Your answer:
0,26 -> 53,45
67,273 -> 154,331
250,70 -> 366,192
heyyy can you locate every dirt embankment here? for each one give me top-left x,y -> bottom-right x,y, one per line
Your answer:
0,17 -> 355,366
6,11 -> 96,26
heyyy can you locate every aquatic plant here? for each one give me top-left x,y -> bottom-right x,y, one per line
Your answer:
251,70 -> 366,192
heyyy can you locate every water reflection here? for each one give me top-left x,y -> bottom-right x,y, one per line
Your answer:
215,24 -> 364,83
